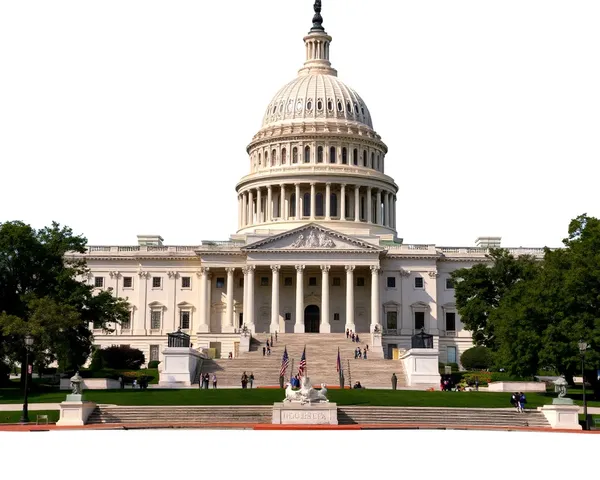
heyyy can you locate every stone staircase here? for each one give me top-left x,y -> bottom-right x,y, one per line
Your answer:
87,405 -> 272,425
338,407 -> 550,428
198,333 -> 407,388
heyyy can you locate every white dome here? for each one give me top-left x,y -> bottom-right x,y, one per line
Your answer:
261,74 -> 374,130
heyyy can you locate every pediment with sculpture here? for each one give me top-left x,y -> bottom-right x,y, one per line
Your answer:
243,224 -> 382,252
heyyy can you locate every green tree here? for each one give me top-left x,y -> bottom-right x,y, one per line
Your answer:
460,346 -> 493,371
0,221 -> 130,382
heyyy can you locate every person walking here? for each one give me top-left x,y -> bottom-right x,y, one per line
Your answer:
267,345 -> 271,356
346,328 -> 349,339
262,346 -> 266,356
249,372 -> 255,388
275,331 -> 278,342
212,374 -> 217,389
241,372 -> 248,389
518,392 -> 526,413
363,348 -> 367,360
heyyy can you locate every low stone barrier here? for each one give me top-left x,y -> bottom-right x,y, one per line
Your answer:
487,381 -> 546,392
60,378 -> 120,390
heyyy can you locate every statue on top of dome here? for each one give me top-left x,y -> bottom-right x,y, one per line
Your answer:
310,0 -> 325,32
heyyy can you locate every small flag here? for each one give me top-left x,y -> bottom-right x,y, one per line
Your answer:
336,347 -> 342,373
280,346 -> 289,377
298,346 -> 306,377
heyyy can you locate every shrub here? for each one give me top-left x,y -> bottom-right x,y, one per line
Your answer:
460,346 -> 492,371
99,346 -> 145,370
89,348 -> 105,371
148,361 -> 161,369
463,371 -> 492,386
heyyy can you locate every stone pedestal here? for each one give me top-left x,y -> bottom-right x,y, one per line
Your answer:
400,348 -> 441,386
159,347 -> 205,387
272,402 -> 338,425
539,404 -> 582,430
56,400 -> 97,426
370,333 -> 384,359
239,334 -> 251,352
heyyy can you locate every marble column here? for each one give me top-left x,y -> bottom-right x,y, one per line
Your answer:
256,188 -> 262,223
225,267 -> 235,332
367,187 -> 372,223
325,183 -> 331,220
340,184 -> 346,221
242,192 -> 247,227
280,184 -> 286,220
370,266 -> 380,331
295,183 -> 300,219
320,265 -> 331,333
248,190 -> 254,225
345,265 -> 355,331
310,183 -> 316,219
270,265 -> 280,333
294,265 -> 305,333
385,192 -> 390,227
205,272 -> 212,333
354,185 -> 360,222
245,266 -> 255,333
376,190 -> 382,225
267,185 -> 273,222
238,195 -> 242,229
196,267 -> 209,333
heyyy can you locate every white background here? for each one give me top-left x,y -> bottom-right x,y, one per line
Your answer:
1,0 -> 599,248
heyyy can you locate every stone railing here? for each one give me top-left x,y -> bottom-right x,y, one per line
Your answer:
83,245 -> 201,254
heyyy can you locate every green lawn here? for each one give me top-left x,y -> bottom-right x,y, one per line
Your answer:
0,410 -> 60,424
3,387 -> 597,408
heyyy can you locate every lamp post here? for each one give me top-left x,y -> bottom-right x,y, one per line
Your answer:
578,339 -> 589,430
19,335 -> 34,424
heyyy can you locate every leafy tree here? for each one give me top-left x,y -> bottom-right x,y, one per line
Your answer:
99,346 -> 145,370
460,346 -> 493,371
0,221 -> 130,384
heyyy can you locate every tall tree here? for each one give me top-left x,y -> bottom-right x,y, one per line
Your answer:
0,221 -> 130,379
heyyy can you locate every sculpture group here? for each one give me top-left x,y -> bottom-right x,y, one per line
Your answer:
284,376 -> 329,405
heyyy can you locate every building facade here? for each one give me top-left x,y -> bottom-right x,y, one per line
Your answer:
70,2 -> 544,366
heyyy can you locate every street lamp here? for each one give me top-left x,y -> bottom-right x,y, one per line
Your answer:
19,335 -> 34,424
578,339 -> 589,430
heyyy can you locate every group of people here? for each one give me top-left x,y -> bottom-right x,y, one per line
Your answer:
346,329 -> 360,343
262,335 -> 278,356
510,391 -> 527,412
198,373 -> 217,389
354,346 -> 368,359
241,371 -> 255,388
119,376 -> 149,389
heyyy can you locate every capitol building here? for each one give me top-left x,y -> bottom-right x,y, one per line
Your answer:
71,2 -> 544,369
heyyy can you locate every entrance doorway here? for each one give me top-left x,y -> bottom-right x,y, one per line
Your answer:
304,305 -> 320,333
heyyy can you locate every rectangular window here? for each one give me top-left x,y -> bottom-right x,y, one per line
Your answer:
152,277 -> 162,289
414,277 -> 424,289
386,311 -> 398,329
150,345 -> 159,362
332,277 -> 341,287
151,310 -> 161,329
445,278 -> 454,289
387,277 -> 396,288
284,277 -> 293,287
123,276 -> 133,288
121,311 -> 132,330
216,277 -> 225,288
446,312 -> 456,331
414,311 -> 425,330
260,277 -> 269,287
284,313 -> 291,321
180,311 -> 190,330
333,313 -> 340,321
356,277 -> 365,287
309,277 -> 317,286
94,277 -> 104,288
447,346 -> 457,365
181,276 -> 191,288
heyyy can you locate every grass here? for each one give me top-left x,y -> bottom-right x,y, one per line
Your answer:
0,410 -> 60,424
3,386 -> 597,408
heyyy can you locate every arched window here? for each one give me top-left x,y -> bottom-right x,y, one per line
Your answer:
330,193 -> 338,217
363,150 -> 367,167
265,151 -> 269,165
272,149 -> 277,166
376,154 -> 380,170
258,153 -> 261,165
281,148 -> 287,164
361,197 -> 366,221
303,193 -> 311,217
304,146 -> 311,163
342,147 -> 347,165
329,146 -> 336,163
316,193 -> 324,217
353,149 -> 358,166
344,195 -> 350,219
371,152 -> 375,169
292,147 -> 298,164
289,193 -> 296,217
317,146 -> 323,163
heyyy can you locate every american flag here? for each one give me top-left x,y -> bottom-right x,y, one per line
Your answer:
336,347 -> 342,373
297,346 -> 306,377
279,346 -> 289,377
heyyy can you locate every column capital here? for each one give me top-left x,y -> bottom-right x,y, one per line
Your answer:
109,271 -> 121,279
295,265 -> 305,272
196,267 -> 210,277
271,265 -> 281,273
341,183 -> 346,188
326,182 -> 331,187
267,184 -> 273,191
370,266 -> 380,274
345,265 -> 355,273
367,185 -> 373,192
321,265 -> 331,273
310,182 -> 316,187
167,271 -> 178,279
225,267 -> 236,274
399,269 -> 411,277
242,265 -> 255,275
428,271 -> 439,278
280,183 -> 286,189
295,182 -> 300,187
355,185 -> 360,190
137,271 -> 150,279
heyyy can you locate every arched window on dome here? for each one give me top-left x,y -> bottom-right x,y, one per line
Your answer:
317,146 -> 323,163
363,150 -> 368,167
329,146 -> 336,164
344,195 -> 350,219
353,148 -> 358,166
281,148 -> 287,165
342,147 -> 347,165
289,193 -> 296,218
258,152 -> 261,166
376,154 -> 380,171
304,146 -> 311,163
330,193 -> 338,217
265,151 -> 269,166
272,149 -> 277,167
316,193 -> 324,217
371,153 -> 375,169
292,147 -> 298,164
303,193 -> 311,217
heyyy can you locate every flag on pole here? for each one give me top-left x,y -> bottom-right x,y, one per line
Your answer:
279,346 -> 289,377
336,347 -> 342,373
298,346 -> 306,377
